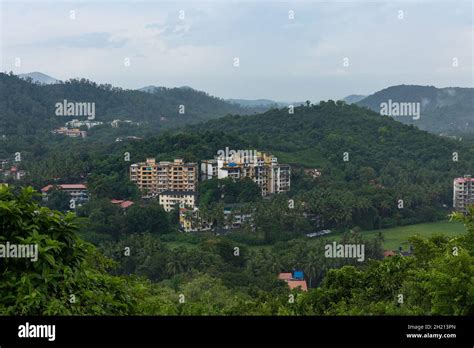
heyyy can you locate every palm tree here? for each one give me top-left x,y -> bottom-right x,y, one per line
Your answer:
165,254 -> 184,277
302,251 -> 319,288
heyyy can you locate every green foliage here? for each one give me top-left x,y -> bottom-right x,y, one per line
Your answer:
199,177 -> 261,208
0,186 -> 139,315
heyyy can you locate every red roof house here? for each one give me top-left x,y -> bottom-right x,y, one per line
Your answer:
110,199 -> 134,209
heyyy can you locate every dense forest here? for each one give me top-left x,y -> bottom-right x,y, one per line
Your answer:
1,75 -> 473,316
357,85 -> 474,135
0,186 -> 472,315
0,72 -> 265,138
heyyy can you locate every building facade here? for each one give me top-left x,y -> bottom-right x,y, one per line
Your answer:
65,119 -> 103,129
130,158 -> 198,197
158,191 -> 196,212
201,151 -> 290,196
453,175 -> 474,212
52,127 -> 87,138
41,184 -> 89,203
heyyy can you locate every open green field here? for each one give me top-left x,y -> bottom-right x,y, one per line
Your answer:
361,220 -> 466,251
158,220 -> 467,253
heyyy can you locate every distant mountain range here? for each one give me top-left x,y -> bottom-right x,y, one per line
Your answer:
19,72 -> 59,85
226,98 -> 303,108
138,85 -> 195,93
8,73 -> 474,136
0,73 -> 265,136
139,85 -> 301,108
342,94 -> 367,104
356,85 -> 473,135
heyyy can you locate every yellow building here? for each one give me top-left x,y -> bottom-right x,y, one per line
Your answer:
179,207 -> 212,232
130,158 -> 198,197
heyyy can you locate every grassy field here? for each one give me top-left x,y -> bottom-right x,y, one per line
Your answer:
159,220 -> 467,253
360,220 -> 466,251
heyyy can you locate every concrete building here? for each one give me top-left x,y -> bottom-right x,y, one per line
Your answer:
223,204 -> 254,230
41,184 -> 89,203
278,272 -> 308,292
179,207 -> 212,232
453,175 -> 474,212
130,158 -> 198,198
201,151 -> 290,196
52,127 -> 87,138
158,190 -> 197,212
65,119 -> 103,129
1,165 -> 26,181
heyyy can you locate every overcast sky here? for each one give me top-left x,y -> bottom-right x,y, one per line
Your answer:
0,0 -> 472,101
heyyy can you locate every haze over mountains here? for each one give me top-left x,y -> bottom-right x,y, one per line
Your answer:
342,95 -> 367,104
6,72 -> 474,136
0,73 -> 264,136
19,72 -> 59,85
356,85 -> 474,135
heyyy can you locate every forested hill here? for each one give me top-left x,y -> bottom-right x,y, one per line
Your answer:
6,99 -> 473,230
0,72 -> 264,136
356,85 -> 474,135
186,100 -> 473,180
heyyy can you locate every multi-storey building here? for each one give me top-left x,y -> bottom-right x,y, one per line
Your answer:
159,191 -> 197,212
130,158 -> 198,198
41,184 -> 89,203
453,175 -> 474,212
65,119 -> 103,129
201,151 -> 290,196
52,127 -> 87,138
179,207 -> 212,232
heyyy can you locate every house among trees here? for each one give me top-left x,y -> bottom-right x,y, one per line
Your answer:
278,272 -> 308,292
110,199 -> 134,209
41,184 -> 89,203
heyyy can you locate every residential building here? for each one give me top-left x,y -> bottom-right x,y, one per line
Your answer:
453,175 -> 474,212
52,127 -> 87,138
179,207 -> 212,232
223,204 -> 254,230
41,184 -> 89,203
110,199 -> 134,209
304,168 -> 322,179
158,190 -> 196,212
65,119 -> 103,129
278,271 -> 308,292
110,119 -> 140,128
130,158 -> 198,198
1,165 -> 26,181
201,151 -> 290,196
383,250 -> 397,258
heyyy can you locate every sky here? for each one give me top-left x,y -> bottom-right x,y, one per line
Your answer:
0,0 -> 472,101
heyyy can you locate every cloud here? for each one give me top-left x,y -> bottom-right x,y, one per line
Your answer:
0,0 -> 471,101
40,32 -> 128,49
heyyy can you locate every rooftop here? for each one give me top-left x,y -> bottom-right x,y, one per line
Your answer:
287,280 -> 308,292
41,184 -> 87,192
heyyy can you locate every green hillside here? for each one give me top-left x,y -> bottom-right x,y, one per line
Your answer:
0,72 -> 264,137
357,85 -> 474,135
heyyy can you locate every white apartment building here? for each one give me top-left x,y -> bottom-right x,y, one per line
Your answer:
201,151 -> 290,196
65,119 -> 103,129
41,184 -> 89,203
159,191 -> 197,212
